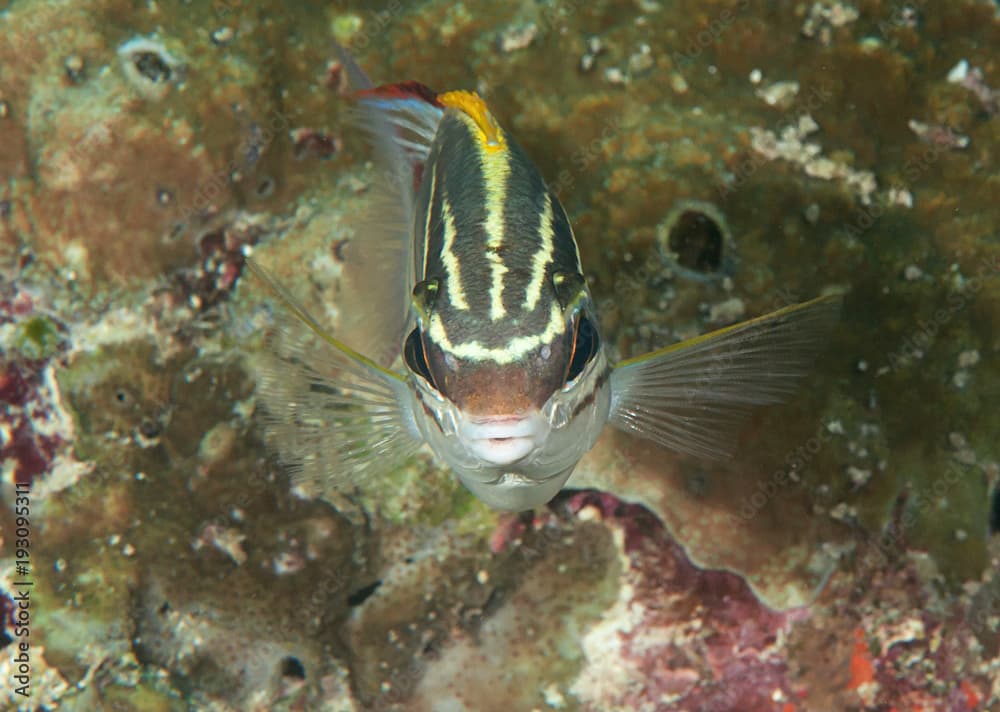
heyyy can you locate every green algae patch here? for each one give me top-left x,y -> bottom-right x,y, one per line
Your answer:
364,455 -> 497,537
901,453 -> 992,584
22,505 -> 138,685
13,316 -> 63,359
97,682 -> 185,712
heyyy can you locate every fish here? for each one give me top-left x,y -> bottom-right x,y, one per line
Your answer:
247,50 -> 843,512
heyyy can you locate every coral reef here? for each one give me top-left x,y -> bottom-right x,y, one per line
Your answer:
1,0 -> 998,710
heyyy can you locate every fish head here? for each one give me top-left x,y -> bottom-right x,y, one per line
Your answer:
404,273 -> 612,510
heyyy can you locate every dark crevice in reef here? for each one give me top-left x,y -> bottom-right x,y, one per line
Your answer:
346,579 -> 382,607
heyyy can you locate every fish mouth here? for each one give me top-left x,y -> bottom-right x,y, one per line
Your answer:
461,413 -> 549,466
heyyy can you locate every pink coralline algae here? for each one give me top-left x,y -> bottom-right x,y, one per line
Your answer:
1,371 -> 55,486
0,283 -> 87,497
1,296 -> 64,488
559,490 -> 1000,711
567,492 -> 803,711
173,217 -> 262,312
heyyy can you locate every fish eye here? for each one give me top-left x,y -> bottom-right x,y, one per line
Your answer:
564,314 -> 599,385
403,328 -> 437,387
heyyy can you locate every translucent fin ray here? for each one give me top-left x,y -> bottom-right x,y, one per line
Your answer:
247,257 -> 421,494
335,47 -> 446,366
609,294 -> 843,460
334,41 -> 374,91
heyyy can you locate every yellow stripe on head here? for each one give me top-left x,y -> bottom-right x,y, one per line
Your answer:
438,90 -> 505,151
427,301 -> 566,364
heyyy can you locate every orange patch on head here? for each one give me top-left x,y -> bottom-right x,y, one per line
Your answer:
437,90 -> 505,151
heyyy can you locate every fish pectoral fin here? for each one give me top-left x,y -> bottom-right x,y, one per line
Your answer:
247,257 -> 422,493
608,293 -> 843,460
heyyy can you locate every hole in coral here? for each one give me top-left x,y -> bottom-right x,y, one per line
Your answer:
133,51 -> 173,83
158,601 -> 170,615
347,579 -> 381,607
255,177 -> 275,198
114,388 -> 130,405
139,419 -> 161,438
667,208 -> 725,274
279,656 -> 306,680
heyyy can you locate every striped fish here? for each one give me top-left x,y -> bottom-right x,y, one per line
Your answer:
248,51 -> 842,511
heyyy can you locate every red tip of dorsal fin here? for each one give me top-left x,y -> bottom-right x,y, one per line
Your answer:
356,81 -> 442,106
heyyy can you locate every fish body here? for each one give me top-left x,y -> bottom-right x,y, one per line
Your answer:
248,53 -> 842,511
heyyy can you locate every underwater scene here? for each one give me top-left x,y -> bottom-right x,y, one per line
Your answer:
1,0 -> 999,709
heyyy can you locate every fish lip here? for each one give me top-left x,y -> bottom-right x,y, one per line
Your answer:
460,412 -> 549,466
463,415 -> 539,440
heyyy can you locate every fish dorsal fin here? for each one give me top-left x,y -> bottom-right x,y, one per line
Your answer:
354,81 -> 446,175
335,47 -> 447,367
